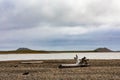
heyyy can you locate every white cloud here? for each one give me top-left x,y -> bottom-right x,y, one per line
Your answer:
1,0 -> 120,36
1,0 -> 120,30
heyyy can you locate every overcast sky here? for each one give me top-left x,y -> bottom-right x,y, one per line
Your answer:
0,0 -> 120,51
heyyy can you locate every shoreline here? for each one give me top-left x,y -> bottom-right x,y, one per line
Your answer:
0,59 -> 120,80
0,59 -> 120,62
0,60 -> 120,80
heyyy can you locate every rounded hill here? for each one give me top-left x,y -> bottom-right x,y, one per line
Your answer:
94,48 -> 113,52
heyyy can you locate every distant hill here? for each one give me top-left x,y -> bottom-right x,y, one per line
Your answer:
15,48 -> 49,53
94,48 -> 113,52
16,48 -> 32,51
0,48 -> 49,54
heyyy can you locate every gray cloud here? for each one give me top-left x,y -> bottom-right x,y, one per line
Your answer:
0,0 -> 120,50
1,0 -> 120,30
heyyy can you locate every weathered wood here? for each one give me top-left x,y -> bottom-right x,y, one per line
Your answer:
59,63 -> 90,68
59,55 -> 90,68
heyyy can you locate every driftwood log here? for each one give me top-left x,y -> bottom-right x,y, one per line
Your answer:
58,63 -> 90,68
59,55 -> 90,68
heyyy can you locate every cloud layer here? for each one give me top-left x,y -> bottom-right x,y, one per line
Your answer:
0,0 -> 120,50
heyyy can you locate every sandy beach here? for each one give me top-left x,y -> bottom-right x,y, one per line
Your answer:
0,59 -> 120,80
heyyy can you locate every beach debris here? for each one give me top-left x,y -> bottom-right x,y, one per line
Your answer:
59,55 -> 90,68
14,65 -> 18,67
22,72 -> 29,75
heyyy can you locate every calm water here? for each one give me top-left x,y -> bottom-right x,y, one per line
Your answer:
0,52 -> 120,61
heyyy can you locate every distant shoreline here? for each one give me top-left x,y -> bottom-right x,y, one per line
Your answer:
0,51 -> 118,54
0,47 -> 118,54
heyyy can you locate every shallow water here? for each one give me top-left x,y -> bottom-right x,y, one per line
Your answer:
0,52 -> 120,61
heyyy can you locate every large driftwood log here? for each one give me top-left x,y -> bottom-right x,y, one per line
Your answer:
59,55 -> 90,68
59,63 -> 90,68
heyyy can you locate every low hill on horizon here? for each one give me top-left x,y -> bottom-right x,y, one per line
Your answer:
94,47 -> 113,52
16,48 -> 32,51
0,48 -> 49,53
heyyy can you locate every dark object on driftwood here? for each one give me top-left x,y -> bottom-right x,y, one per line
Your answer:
59,55 -> 90,68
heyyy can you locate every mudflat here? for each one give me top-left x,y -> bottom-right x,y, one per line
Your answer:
0,59 -> 120,80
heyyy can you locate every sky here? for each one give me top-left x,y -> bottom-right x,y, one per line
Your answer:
0,0 -> 120,51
